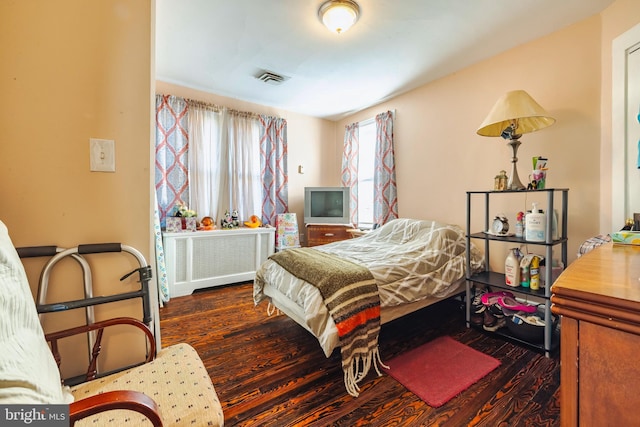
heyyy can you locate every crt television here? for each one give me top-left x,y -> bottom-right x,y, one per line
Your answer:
304,187 -> 351,225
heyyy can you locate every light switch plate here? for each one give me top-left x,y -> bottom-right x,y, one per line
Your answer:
90,138 -> 115,172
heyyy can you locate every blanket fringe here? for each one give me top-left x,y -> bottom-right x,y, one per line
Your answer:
343,347 -> 390,397
266,302 -> 282,316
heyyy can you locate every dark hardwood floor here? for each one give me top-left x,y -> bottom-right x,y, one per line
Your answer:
159,282 -> 560,426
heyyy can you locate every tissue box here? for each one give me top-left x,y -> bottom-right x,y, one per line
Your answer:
611,231 -> 640,245
166,217 -> 182,232
184,217 -> 197,231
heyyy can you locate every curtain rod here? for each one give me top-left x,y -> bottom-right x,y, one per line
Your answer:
158,93 -> 280,120
185,98 -> 223,112
186,97 -> 275,119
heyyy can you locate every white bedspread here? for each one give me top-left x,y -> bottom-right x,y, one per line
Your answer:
254,218 -> 484,356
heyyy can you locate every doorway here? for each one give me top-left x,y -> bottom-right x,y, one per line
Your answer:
612,23 -> 640,230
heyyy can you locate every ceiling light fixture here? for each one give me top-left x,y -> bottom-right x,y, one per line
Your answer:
318,0 -> 360,34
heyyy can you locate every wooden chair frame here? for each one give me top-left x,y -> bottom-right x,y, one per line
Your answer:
45,317 -> 163,426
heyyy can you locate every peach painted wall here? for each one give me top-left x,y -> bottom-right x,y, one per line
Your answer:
336,15 -> 604,269
155,81 -> 336,245
158,0 -> 640,270
2,0 -> 636,377
0,0 -> 154,375
599,0 -> 640,231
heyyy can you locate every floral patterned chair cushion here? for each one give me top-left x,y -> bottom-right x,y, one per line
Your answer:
71,343 -> 224,426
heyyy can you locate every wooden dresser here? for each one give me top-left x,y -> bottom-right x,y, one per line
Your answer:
305,224 -> 353,246
551,242 -> 640,427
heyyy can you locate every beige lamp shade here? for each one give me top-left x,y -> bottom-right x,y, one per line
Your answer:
476,90 -> 555,137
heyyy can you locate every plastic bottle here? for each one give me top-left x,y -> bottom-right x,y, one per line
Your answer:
525,202 -> 546,242
505,248 -> 521,287
520,254 -> 533,288
515,211 -> 524,238
530,256 -> 541,290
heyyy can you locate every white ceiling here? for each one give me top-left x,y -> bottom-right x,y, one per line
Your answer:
156,0 -> 614,121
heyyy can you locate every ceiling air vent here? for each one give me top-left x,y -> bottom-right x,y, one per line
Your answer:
256,70 -> 289,85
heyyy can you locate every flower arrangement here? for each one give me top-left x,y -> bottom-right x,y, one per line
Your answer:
166,201 -> 198,232
172,201 -> 197,218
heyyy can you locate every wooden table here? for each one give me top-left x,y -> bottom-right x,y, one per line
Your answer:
551,242 -> 640,426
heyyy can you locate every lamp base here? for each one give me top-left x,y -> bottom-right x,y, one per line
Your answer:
507,138 -> 526,190
507,171 -> 526,191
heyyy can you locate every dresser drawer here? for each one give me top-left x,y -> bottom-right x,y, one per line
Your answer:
306,224 -> 352,246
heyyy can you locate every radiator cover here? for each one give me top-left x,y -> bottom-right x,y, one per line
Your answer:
163,227 -> 275,297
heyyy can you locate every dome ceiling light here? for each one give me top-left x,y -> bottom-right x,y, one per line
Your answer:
318,0 -> 360,34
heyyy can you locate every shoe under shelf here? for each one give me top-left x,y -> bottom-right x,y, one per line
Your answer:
469,323 -> 560,355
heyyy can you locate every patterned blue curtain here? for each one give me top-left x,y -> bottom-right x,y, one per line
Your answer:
153,193 -> 169,304
155,95 -> 189,228
373,111 -> 398,225
341,122 -> 359,226
259,115 -> 288,226
154,95 -> 189,304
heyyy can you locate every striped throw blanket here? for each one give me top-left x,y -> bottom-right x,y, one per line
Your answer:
268,247 -> 387,397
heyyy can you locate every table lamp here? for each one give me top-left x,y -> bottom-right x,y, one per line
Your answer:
477,90 -> 555,190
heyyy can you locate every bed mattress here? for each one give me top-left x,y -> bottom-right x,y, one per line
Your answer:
254,218 -> 484,356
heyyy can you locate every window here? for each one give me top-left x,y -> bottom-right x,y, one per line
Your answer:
342,110 -> 396,229
357,119 -> 376,229
154,95 -> 288,228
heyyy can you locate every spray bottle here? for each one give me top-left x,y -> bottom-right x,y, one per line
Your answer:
520,254 -> 534,288
515,211 -> 524,238
530,256 -> 541,290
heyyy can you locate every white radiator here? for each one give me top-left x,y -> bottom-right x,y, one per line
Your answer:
163,227 -> 275,298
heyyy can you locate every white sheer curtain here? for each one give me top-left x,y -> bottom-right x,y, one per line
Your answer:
188,103 -> 224,220
226,111 -> 261,222
188,103 -> 261,224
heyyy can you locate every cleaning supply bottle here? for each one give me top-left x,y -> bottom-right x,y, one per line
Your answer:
505,248 -> 521,287
520,254 -> 533,288
530,256 -> 541,290
525,202 -> 546,242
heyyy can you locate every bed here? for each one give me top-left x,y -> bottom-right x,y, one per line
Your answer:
253,218 -> 484,396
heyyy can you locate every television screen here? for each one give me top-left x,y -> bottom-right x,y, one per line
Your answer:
304,187 -> 351,224
310,191 -> 344,217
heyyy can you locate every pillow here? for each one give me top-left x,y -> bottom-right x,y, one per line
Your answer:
0,220 -> 73,404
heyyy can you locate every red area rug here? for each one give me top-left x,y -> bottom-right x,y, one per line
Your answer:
383,336 -> 500,407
